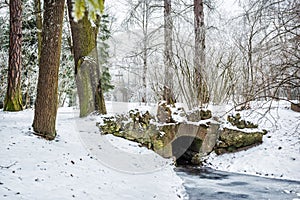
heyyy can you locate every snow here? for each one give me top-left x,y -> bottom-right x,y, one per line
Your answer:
0,105 -> 185,200
1,100 -> 299,199
205,100 -> 300,181
105,101 -> 158,116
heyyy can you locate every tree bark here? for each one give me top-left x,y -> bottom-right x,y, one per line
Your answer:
142,38 -> 147,103
163,0 -> 175,105
194,0 -> 208,106
32,0 -> 65,140
4,0 -> 23,111
67,0 -> 106,117
141,1 -> 150,104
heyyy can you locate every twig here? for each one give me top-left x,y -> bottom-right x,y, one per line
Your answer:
0,161 -> 17,169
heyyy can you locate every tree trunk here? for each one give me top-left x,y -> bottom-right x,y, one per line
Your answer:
32,0 -> 65,140
4,0 -> 23,111
141,1 -> 151,104
194,0 -> 208,106
34,0 -> 42,61
142,39 -> 147,103
67,0 -> 106,117
95,78 -> 106,112
163,0 -> 175,105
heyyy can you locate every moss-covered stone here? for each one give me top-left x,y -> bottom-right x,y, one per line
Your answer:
157,102 -> 174,123
200,110 -> 212,120
215,128 -> 264,155
152,139 -> 164,151
227,113 -> 258,129
97,110 -> 160,150
159,124 -> 178,142
187,109 -> 212,122
97,107 -> 267,164
128,109 -> 153,129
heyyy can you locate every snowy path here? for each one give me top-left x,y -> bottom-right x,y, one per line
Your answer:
0,108 -> 185,200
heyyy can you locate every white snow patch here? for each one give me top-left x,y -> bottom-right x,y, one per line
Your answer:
205,101 -> 300,181
105,101 -> 158,116
0,105 -> 186,199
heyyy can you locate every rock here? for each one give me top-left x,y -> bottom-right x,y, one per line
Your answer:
141,111 -> 151,126
214,128 -> 264,155
98,110 -> 159,149
187,109 -> 212,122
227,113 -> 258,129
98,116 -> 122,135
200,110 -> 212,120
191,153 -> 202,165
157,101 -> 174,123
152,139 -> 164,151
200,123 -> 220,154
291,103 -> 300,112
172,107 -> 187,122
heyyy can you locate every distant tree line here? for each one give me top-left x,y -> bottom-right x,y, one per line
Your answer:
114,0 -> 299,108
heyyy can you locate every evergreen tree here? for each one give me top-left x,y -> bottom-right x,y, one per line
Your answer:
33,0 -> 65,140
0,15 -> 9,108
0,0 -> 75,109
98,14 -> 114,93
4,0 -> 23,111
22,0 -> 39,108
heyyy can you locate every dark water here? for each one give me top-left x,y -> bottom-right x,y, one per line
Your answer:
175,167 -> 300,200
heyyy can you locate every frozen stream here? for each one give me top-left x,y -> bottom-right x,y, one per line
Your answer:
176,167 -> 300,200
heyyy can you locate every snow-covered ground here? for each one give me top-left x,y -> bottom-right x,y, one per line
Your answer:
206,100 -> 300,181
1,100 -> 299,199
0,103 -> 186,200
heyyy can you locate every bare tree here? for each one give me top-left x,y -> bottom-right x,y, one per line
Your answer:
232,0 -> 300,106
123,0 -> 162,103
163,0 -> 175,105
193,0 -> 209,106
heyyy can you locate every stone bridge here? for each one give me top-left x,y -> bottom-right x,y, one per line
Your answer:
98,114 -> 221,164
154,122 -> 220,162
98,110 -> 264,165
